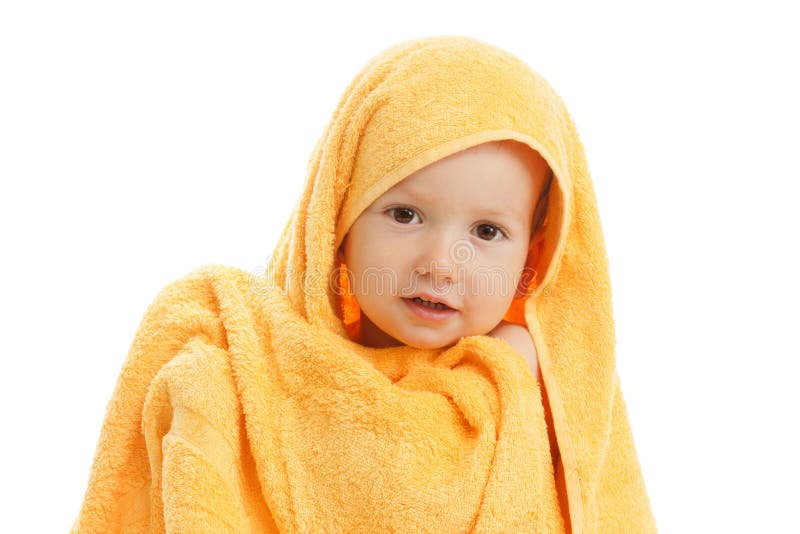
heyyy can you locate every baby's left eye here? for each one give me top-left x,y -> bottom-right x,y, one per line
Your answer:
388,207 -> 420,224
475,224 -> 505,241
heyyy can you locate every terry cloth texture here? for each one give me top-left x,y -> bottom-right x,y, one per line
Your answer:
71,35 -> 656,533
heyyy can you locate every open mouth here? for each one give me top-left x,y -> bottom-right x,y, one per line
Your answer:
407,296 -> 453,311
402,297 -> 457,321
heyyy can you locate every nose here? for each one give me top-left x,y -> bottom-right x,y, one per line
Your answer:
413,231 -> 458,288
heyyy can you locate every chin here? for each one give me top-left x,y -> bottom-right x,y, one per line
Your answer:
400,334 -> 458,350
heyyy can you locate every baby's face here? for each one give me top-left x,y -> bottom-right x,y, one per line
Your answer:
338,140 -> 550,349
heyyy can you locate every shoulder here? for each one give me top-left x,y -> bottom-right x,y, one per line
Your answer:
486,321 -> 539,379
487,321 -> 535,349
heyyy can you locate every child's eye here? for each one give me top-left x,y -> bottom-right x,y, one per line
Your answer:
475,223 -> 507,241
388,207 -> 420,224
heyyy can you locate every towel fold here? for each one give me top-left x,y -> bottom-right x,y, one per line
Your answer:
71,35 -> 656,533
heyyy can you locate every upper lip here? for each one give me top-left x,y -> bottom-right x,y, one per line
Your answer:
404,292 -> 458,310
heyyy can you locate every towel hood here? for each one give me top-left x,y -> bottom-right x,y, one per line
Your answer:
267,36 -> 573,334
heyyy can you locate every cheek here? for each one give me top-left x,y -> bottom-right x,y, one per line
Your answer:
463,251 -> 527,300
501,244 -> 532,279
359,233 -> 412,270
343,229 -> 373,268
345,238 -> 406,296
347,223 -> 388,262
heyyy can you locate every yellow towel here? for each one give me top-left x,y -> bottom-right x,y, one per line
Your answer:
71,35 -> 656,533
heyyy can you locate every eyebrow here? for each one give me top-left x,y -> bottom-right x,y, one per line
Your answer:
400,173 -> 553,217
394,187 -> 525,224
392,188 -> 532,218
473,207 -> 519,219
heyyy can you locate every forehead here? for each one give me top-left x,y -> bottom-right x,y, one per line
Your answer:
381,140 -> 544,216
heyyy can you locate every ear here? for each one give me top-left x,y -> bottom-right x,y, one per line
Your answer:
514,230 -> 545,299
336,238 -> 346,264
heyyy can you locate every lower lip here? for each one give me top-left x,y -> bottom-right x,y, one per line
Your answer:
402,298 -> 458,322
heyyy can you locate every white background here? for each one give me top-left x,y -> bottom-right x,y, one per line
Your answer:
2,1 -> 798,532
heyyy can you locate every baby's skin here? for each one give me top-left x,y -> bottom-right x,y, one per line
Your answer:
338,139 -> 549,384
487,321 -> 540,381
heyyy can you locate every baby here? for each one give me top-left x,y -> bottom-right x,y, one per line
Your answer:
70,36 -> 656,533
337,138 -> 551,379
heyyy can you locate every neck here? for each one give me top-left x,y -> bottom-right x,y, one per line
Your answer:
357,313 -> 404,348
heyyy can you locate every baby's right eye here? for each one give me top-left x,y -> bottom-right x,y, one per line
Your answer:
388,207 -> 420,224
